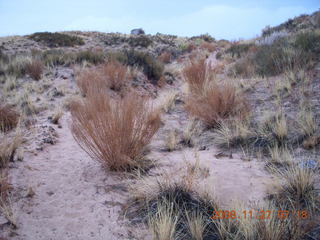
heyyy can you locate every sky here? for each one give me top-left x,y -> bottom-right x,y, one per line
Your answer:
0,0 -> 319,40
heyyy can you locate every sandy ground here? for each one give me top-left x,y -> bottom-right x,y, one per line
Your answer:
0,52 -> 274,240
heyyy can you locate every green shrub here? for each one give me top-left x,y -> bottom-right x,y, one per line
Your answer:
42,50 -> 74,66
190,33 -> 215,43
128,35 -> 153,48
29,32 -> 85,47
294,31 -> 320,53
225,43 -> 254,58
75,50 -> 105,64
124,50 -> 164,83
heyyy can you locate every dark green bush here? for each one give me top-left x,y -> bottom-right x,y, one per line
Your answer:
75,50 -> 105,64
294,31 -> 320,53
125,50 -> 163,83
226,43 -> 255,58
190,33 -> 215,43
29,32 -> 85,47
128,35 -> 153,48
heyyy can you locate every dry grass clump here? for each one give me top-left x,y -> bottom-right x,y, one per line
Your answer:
161,91 -> 178,113
267,145 -> 293,168
0,104 -> 19,132
186,83 -> 249,128
158,52 -> 172,64
71,92 -> 161,171
128,179 -> 217,240
76,60 -> 130,95
182,58 -> 213,94
165,130 -> 177,152
271,164 -> 319,212
0,133 -> 22,168
182,119 -> 200,147
26,59 -> 44,80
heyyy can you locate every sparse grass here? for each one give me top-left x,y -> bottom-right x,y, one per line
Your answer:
29,32 -> 85,47
0,104 -> 19,132
50,107 -> 63,125
71,92 -> 161,171
267,145 -> 293,168
148,200 -> 178,240
185,82 -> 249,128
297,108 -> 317,137
161,91 -> 178,113
0,132 -> 22,168
17,91 -> 37,116
182,119 -> 200,147
165,130 -> 177,152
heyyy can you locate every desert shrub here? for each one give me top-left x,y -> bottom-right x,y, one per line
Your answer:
0,104 -> 19,132
158,51 -> 172,63
29,32 -> 84,47
186,83 -> 249,128
41,50 -> 75,66
71,92 -> 161,171
128,35 -> 153,48
200,42 -> 216,52
182,58 -> 213,94
125,50 -> 164,84
294,30 -> 320,53
0,134 -> 22,168
225,43 -> 255,58
252,42 -> 303,76
106,51 -> 128,63
75,50 -> 106,65
229,57 -> 255,77
76,60 -> 130,95
190,33 -> 215,43
26,59 -> 44,80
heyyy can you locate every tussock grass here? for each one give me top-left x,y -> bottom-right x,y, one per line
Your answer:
0,132 -> 22,168
182,58 -> 212,94
271,164 -> 319,212
71,92 -> 161,171
161,91 -> 178,113
26,59 -> 44,80
76,60 -> 130,95
182,119 -> 200,147
165,130 -> 177,152
0,104 -> 19,132
148,200 -> 178,240
186,82 -> 249,128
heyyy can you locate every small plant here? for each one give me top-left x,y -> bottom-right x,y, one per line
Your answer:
26,59 -> 44,80
0,104 -> 19,132
71,92 -> 161,171
29,32 -> 85,47
161,91 -> 178,113
165,130 -> 177,152
267,145 -> 293,168
148,200 -> 178,240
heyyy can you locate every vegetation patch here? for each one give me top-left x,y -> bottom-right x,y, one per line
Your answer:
29,32 -> 85,47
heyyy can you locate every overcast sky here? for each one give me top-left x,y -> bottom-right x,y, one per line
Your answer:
0,0 -> 318,40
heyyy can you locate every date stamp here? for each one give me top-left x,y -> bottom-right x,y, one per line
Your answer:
211,210 -> 309,220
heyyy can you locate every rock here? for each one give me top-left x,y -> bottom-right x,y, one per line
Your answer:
131,28 -> 145,35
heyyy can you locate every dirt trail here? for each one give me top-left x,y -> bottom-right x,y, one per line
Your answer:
7,115 -> 132,240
